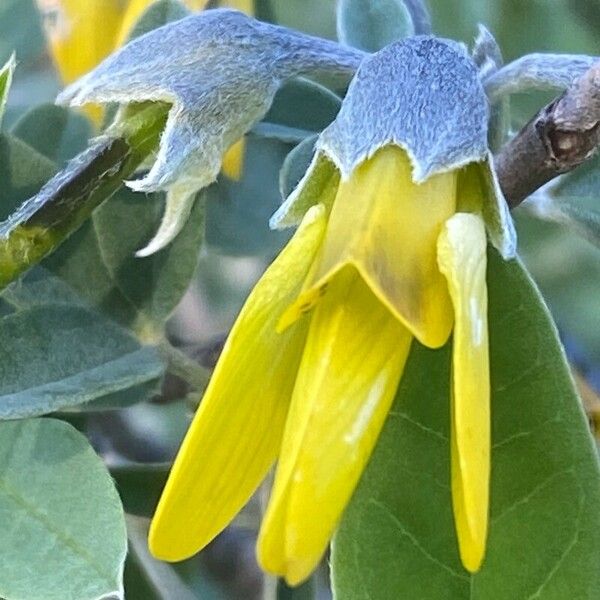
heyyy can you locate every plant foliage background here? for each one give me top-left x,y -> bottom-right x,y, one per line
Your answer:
0,0 -> 599,599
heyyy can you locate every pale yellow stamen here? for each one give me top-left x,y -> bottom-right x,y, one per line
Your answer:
438,212 -> 490,573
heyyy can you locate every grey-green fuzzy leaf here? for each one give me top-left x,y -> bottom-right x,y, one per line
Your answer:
206,136 -> 291,257
0,418 -> 127,600
44,187 -> 205,333
0,269 -> 164,418
530,153 -> 600,248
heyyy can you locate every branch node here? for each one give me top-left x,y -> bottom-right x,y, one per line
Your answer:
496,60 -> 600,208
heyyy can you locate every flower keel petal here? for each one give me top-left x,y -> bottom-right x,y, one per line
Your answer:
259,268 -> 412,584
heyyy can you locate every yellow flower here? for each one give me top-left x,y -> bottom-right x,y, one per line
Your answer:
149,144 -> 491,583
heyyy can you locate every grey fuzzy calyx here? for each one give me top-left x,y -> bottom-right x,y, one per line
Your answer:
317,36 -> 490,182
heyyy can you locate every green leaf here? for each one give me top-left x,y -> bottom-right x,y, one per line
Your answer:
252,122 -> 313,144
337,0 -> 416,52
254,78 -> 342,143
255,0 -> 277,23
0,418 -> 127,600
125,514 -> 198,600
515,211 -> 600,365
0,53 -> 15,127
0,133 -> 56,221
518,155 -> 600,357
44,187 -> 205,335
269,0 -> 337,39
12,103 -> 93,165
206,136 -> 291,257
1,99 -> 202,335
332,251 -> 600,598
0,0 -> 44,65
277,578 -> 316,600
127,0 -> 191,42
77,380 -> 162,412
548,152 -> 600,201
533,195 -> 600,250
528,154 -> 600,248
0,269 -> 164,418
266,78 -> 341,133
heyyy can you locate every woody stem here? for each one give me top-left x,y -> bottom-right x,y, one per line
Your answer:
495,60 -> 600,208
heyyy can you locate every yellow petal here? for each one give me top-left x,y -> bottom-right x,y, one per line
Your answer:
38,0 -> 123,84
456,163 -> 484,214
219,0 -> 254,14
258,267 -> 412,584
149,204 -> 328,561
281,145 -> 456,348
115,0 -> 157,47
184,0 -> 211,10
221,138 -> 246,180
437,212 -> 490,573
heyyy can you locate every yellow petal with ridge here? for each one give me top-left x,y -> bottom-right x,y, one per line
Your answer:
258,267 -> 412,584
437,212 -> 490,573
149,204 -> 327,561
280,145 -> 456,349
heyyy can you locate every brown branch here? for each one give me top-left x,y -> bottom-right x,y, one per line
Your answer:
495,61 -> 600,208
